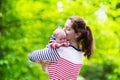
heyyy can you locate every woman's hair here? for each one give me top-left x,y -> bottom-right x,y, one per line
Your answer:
69,16 -> 94,59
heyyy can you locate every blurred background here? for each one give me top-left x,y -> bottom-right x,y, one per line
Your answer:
0,0 -> 120,80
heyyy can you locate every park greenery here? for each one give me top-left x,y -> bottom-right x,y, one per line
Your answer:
0,0 -> 120,80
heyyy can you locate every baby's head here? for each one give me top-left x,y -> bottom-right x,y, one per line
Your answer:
53,28 -> 66,43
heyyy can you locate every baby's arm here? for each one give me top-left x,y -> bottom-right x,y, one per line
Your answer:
49,41 -> 64,48
49,40 -> 70,48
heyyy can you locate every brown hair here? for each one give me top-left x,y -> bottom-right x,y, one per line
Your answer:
69,16 -> 94,59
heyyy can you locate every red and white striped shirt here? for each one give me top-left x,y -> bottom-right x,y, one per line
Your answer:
28,46 -> 83,80
48,58 -> 82,80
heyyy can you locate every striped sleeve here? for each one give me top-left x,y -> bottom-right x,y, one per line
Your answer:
28,47 -> 60,62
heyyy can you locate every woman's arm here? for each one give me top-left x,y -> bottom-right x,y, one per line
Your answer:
28,47 -> 60,62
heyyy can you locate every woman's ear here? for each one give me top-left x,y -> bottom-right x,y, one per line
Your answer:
75,32 -> 81,38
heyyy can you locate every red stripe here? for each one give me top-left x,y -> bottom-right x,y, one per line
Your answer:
48,58 -> 82,80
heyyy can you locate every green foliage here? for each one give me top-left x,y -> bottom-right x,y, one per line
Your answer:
0,0 -> 120,80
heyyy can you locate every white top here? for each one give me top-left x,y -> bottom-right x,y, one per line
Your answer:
57,46 -> 83,64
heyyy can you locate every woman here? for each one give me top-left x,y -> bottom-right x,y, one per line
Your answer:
28,16 -> 94,80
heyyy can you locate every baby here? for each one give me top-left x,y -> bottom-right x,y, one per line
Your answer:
49,28 -> 70,48
40,28 -> 70,73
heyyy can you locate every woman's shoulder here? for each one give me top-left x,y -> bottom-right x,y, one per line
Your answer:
56,46 -> 83,64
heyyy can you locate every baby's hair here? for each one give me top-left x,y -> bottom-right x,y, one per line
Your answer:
53,28 -> 66,38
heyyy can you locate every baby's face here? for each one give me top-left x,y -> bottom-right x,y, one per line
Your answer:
54,28 -> 67,43
56,36 -> 66,43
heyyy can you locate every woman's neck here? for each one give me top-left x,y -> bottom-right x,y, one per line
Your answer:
70,41 -> 79,49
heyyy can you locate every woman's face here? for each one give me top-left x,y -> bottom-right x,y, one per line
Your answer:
63,19 -> 78,42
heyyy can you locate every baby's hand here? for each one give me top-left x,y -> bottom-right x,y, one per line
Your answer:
63,42 -> 67,46
36,61 -> 51,64
36,61 -> 42,64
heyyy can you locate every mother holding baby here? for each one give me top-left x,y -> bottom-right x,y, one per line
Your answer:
28,16 -> 94,80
